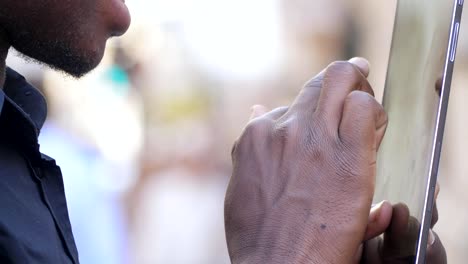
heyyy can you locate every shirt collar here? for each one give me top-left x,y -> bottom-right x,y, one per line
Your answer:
0,68 -> 48,163
3,67 -> 48,133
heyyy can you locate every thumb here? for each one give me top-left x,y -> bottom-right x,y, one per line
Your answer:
364,201 -> 393,241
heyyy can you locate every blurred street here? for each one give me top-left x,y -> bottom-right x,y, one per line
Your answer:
6,0 -> 468,262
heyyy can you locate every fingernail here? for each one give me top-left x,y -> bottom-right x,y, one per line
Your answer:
371,201 -> 387,209
349,57 -> 370,76
369,201 -> 385,223
427,229 -> 436,248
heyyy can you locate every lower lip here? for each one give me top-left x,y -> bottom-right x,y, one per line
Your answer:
110,0 -> 131,36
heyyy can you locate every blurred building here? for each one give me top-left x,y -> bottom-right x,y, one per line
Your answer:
6,0 -> 468,263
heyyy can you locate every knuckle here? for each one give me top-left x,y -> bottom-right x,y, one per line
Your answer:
323,61 -> 365,90
326,61 -> 359,77
275,114 -> 323,139
270,106 -> 289,118
274,115 -> 324,154
246,117 -> 273,133
347,90 -> 375,106
273,116 -> 300,140
347,91 -> 387,125
304,74 -> 324,89
239,117 -> 273,143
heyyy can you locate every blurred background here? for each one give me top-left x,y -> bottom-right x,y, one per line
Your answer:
6,0 -> 468,263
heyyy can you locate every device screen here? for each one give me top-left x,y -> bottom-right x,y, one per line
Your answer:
373,0 -> 459,258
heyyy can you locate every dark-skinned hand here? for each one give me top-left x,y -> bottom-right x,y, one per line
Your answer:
356,184 -> 446,263
355,76 -> 447,264
225,58 -> 388,263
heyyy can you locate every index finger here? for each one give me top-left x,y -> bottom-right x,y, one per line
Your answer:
349,57 -> 370,77
315,59 -> 375,133
287,58 -> 372,117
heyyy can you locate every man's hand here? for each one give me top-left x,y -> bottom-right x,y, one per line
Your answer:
354,77 -> 447,264
358,185 -> 446,264
224,58 -> 388,263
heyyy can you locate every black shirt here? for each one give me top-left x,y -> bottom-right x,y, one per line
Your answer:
0,68 -> 79,263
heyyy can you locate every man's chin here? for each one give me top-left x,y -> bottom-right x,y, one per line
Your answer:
14,40 -> 106,79
43,51 -> 104,79
56,60 -> 100,79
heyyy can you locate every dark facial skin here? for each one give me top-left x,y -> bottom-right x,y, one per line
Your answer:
0,2 -> 447,260
0,0 -> 131,85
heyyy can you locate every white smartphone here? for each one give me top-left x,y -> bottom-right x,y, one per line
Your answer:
373,0 -> 463,262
